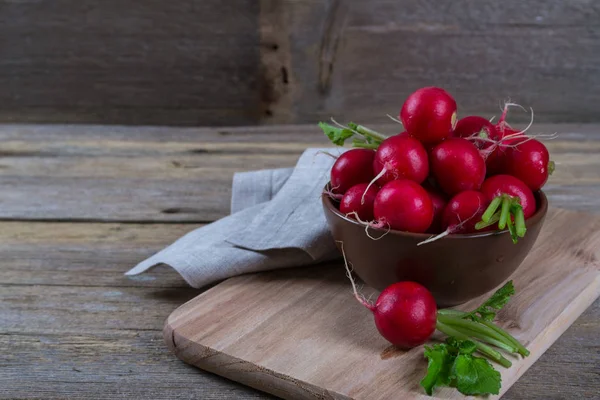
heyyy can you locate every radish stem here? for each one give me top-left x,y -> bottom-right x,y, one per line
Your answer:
355,124 -> 387,142
445,325 -> 518,354
437,315 -> 516,351
482,196 -> 502,222
548,160 -> 556,175
513,205 -> 526,237
436,321 -> 512,368
498,196 -> 510,230
475,212 -> 501,230
506,214 -> 518,243
477,318 -> 530,357
438,309 -> 530,357
352,142 -> 379,150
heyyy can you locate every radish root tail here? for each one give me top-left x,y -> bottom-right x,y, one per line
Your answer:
361,167 -> 386,205
386,114 -> 404,125
337,240 -> 375,311
346,212 -> 391,241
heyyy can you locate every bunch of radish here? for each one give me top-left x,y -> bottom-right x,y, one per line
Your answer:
320,86 -> 554,244
318,87 -> 552,395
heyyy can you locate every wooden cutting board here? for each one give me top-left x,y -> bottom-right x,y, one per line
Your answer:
163,208 -> 600,399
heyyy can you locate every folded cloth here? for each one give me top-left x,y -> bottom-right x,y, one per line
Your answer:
125,148 -> 344,288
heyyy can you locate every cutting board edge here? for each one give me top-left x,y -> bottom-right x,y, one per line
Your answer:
163,319 -> 351,400
163,272 -> 600,400
496,271 -> 600,398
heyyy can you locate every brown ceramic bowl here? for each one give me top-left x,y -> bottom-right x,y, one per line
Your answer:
322,186 -> 548,307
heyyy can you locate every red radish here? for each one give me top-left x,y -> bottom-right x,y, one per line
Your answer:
442,191 -> 489,233
372,282 -> 437,348
330,149 -> 375,194
481,175 -> 536,218
338,242 -> 437,348
418,190 -> 489,245
426,189 -> 447,233
372,134 -> 429,186
452,116 -> 495,149
400,87 -> 457,144
485,125 -> 523,175
430,138 -> 486,196
339,183 -> 378,221
374,180 -> 433,233
503,139 -> 552,191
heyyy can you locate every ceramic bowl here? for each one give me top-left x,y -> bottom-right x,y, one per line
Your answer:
322,187 -> 548,306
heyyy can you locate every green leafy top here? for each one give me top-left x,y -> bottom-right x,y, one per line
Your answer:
421,338 -> 501,396
467,281 -> 515,321
318,121 -> 387,149
318,122 -> 355,146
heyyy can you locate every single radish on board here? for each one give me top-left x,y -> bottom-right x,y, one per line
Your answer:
339,183 -> 378,221
374,180 -> 434,233
503,139 -> 553,191
400,87 -> 457,144
372,134 -> 429,186
371,282 -> 438,348
430,138 -> 486,196
330,149 -> 375,194
341,256 -> 437,348
418,190 -> 488,245
452,116 -> 495,149
478,175 -> 536,243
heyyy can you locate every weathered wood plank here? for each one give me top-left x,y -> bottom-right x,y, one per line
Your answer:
0,221 -> 198,287
2,1 -> 600,126
0,284 -> 201,335
0,302 -> 597,400
281,0 -> 600,124
0,219 -> 597,399
0,331 -> 275,400
0,124 -> 598,222
0,0 -> 260,126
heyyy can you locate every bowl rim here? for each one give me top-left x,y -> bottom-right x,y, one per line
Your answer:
322,184 -> 548,240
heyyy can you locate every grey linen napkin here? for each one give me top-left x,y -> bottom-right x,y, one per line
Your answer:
125,148 -> 344,288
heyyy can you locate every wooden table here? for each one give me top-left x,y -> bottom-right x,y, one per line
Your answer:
1,124 -> 599,399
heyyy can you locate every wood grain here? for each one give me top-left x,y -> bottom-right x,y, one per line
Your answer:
0,0 -> 260,126
2,1 -> 600,125
276,0 -> 600,124
0,124 -> 598,221
1,124 -> 598,399
165,208 -> 600,399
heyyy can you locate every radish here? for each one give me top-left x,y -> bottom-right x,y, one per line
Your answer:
400,87 -> 457,144
425,189 -> 447,234
418,190 -> 488,245
370,281 -> 438,348
330,149 -> 375,194
339,183 -> 378,221
442,191 -> 489,234
430,138 -> 486,196
452,116 -> 495,149
372,134 -> 429,186
339,246 -> 437,348
374,180 -> 433,233
485,125 -> 522,175
478,175 -> 536,243
503,139 -> 553,191
481,175 -> 536,219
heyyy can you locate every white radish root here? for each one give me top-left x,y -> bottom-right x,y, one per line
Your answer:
346,211 -> 391,241
337,240 -> 375,310
361,167 -> 387,205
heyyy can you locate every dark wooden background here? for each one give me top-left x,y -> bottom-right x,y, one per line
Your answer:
1,0 -> 599,126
